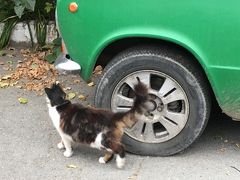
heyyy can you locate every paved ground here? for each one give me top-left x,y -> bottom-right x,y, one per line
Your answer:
1,51 -> 240,180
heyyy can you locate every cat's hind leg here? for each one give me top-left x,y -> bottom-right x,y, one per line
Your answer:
102,140 -> 126,168
99,152 -> 114,164
114,144 -> 126,169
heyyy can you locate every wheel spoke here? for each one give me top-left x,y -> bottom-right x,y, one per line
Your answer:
159,117 -> 180,136
136,73 -> 151,88
115,107 -> 131,112
128,120 -> 145,138
124,76 -> 138,89
159,78 -> 176,96
124,73 -> 150,89
142,122 -> 155,141
162,89 -> 185,104
115,94 -> 133,107
164,111 -> 187,128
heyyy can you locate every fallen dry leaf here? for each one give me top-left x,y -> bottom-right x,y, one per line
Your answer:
31,62 -> 39,69
68,92 -> 76,100
7,60 -> 13,64
37,92 -> 44,96
87,82 -> 94,87
6,54 -> 14,58
66,164 -> 77,169
78,94 -> 87,101
0,82 -> 9,88
219,148 -> 226,153
2,66 -> 10,71
18,97 -> 28,104
38,52 -> 46,59
73,79 -> 80,84
16,85 -> 22,89
93,65 -> 103,75
10,81 -> 18,86
64,87 -> 72,91
2,75 -> 12,80
20,49 -> 31,55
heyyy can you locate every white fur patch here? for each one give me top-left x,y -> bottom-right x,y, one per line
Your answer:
48,106 -> 61,129
90,133 -> 103,150
64,150 -> 73,157
46,97 -> 51,108
98,157 -> 106,164
47,98 -> 73,156
57,141 -> 65,149
116,155 -> 125,169
48,105 -> 72,140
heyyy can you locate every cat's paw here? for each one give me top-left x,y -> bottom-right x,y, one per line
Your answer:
57,142 -> 65,149
116,155 -> 125,169
63,150 -> 73,158
98,157 -> 106,164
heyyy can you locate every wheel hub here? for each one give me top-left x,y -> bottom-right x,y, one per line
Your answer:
111,70 -> 189,143
146,100 -> 157,112
145,94 -> 164,122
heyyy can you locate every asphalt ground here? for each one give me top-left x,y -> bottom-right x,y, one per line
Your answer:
1,50 -> 240,180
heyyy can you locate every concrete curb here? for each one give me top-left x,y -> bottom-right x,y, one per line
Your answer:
0,21 -> 58,47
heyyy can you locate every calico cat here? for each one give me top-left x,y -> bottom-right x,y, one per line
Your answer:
45,82 -> 148,168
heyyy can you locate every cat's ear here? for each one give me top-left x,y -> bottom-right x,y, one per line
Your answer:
52,83 -> 66,98
52,83 -> 58,89
57,84 -> 66,98
55,83 -> 64,92
52,82 -> 62,90
55,83 -> 62,89
44,87 -> 51,95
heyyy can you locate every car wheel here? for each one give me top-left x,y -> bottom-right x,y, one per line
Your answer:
94,46 -> 211,156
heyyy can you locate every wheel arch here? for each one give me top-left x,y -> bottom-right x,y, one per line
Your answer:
95,36 -> 215,97
95,36 -> 207,72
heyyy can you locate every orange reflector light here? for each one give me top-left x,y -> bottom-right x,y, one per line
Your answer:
61,43 -> 64,52
69,2 -> 78,13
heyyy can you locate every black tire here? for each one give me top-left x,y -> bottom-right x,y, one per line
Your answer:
94,46 -> 211,156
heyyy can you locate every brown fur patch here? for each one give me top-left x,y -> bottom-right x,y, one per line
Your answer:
103,152 -> 114,163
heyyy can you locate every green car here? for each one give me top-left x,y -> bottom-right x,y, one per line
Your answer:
55,0 -> 240,156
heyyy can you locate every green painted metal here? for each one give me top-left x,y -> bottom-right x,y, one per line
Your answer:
57,0 -> 240,119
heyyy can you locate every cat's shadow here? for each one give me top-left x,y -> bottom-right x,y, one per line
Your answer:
73,143 -> 102,157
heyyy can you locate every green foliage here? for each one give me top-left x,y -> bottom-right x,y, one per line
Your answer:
0,0 -> 56,50
35,11 -> 47,47
45,2 -> 54,13
44,37 -> 62,63
13,0 -> 36,18
0,17 -> 18,49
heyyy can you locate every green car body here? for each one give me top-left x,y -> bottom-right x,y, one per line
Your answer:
57,0 -> 240,119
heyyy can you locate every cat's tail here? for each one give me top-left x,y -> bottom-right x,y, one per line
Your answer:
121,81 -> 149,128
131,82 -> 148,113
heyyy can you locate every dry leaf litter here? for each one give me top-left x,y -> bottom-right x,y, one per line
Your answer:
0,50 -> 58,95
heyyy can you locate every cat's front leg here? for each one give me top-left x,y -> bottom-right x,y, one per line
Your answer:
62,137 -> 73,158
57,140 -> 65,150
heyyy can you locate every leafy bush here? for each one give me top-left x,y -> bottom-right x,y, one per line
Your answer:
0,0 -> 56,49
